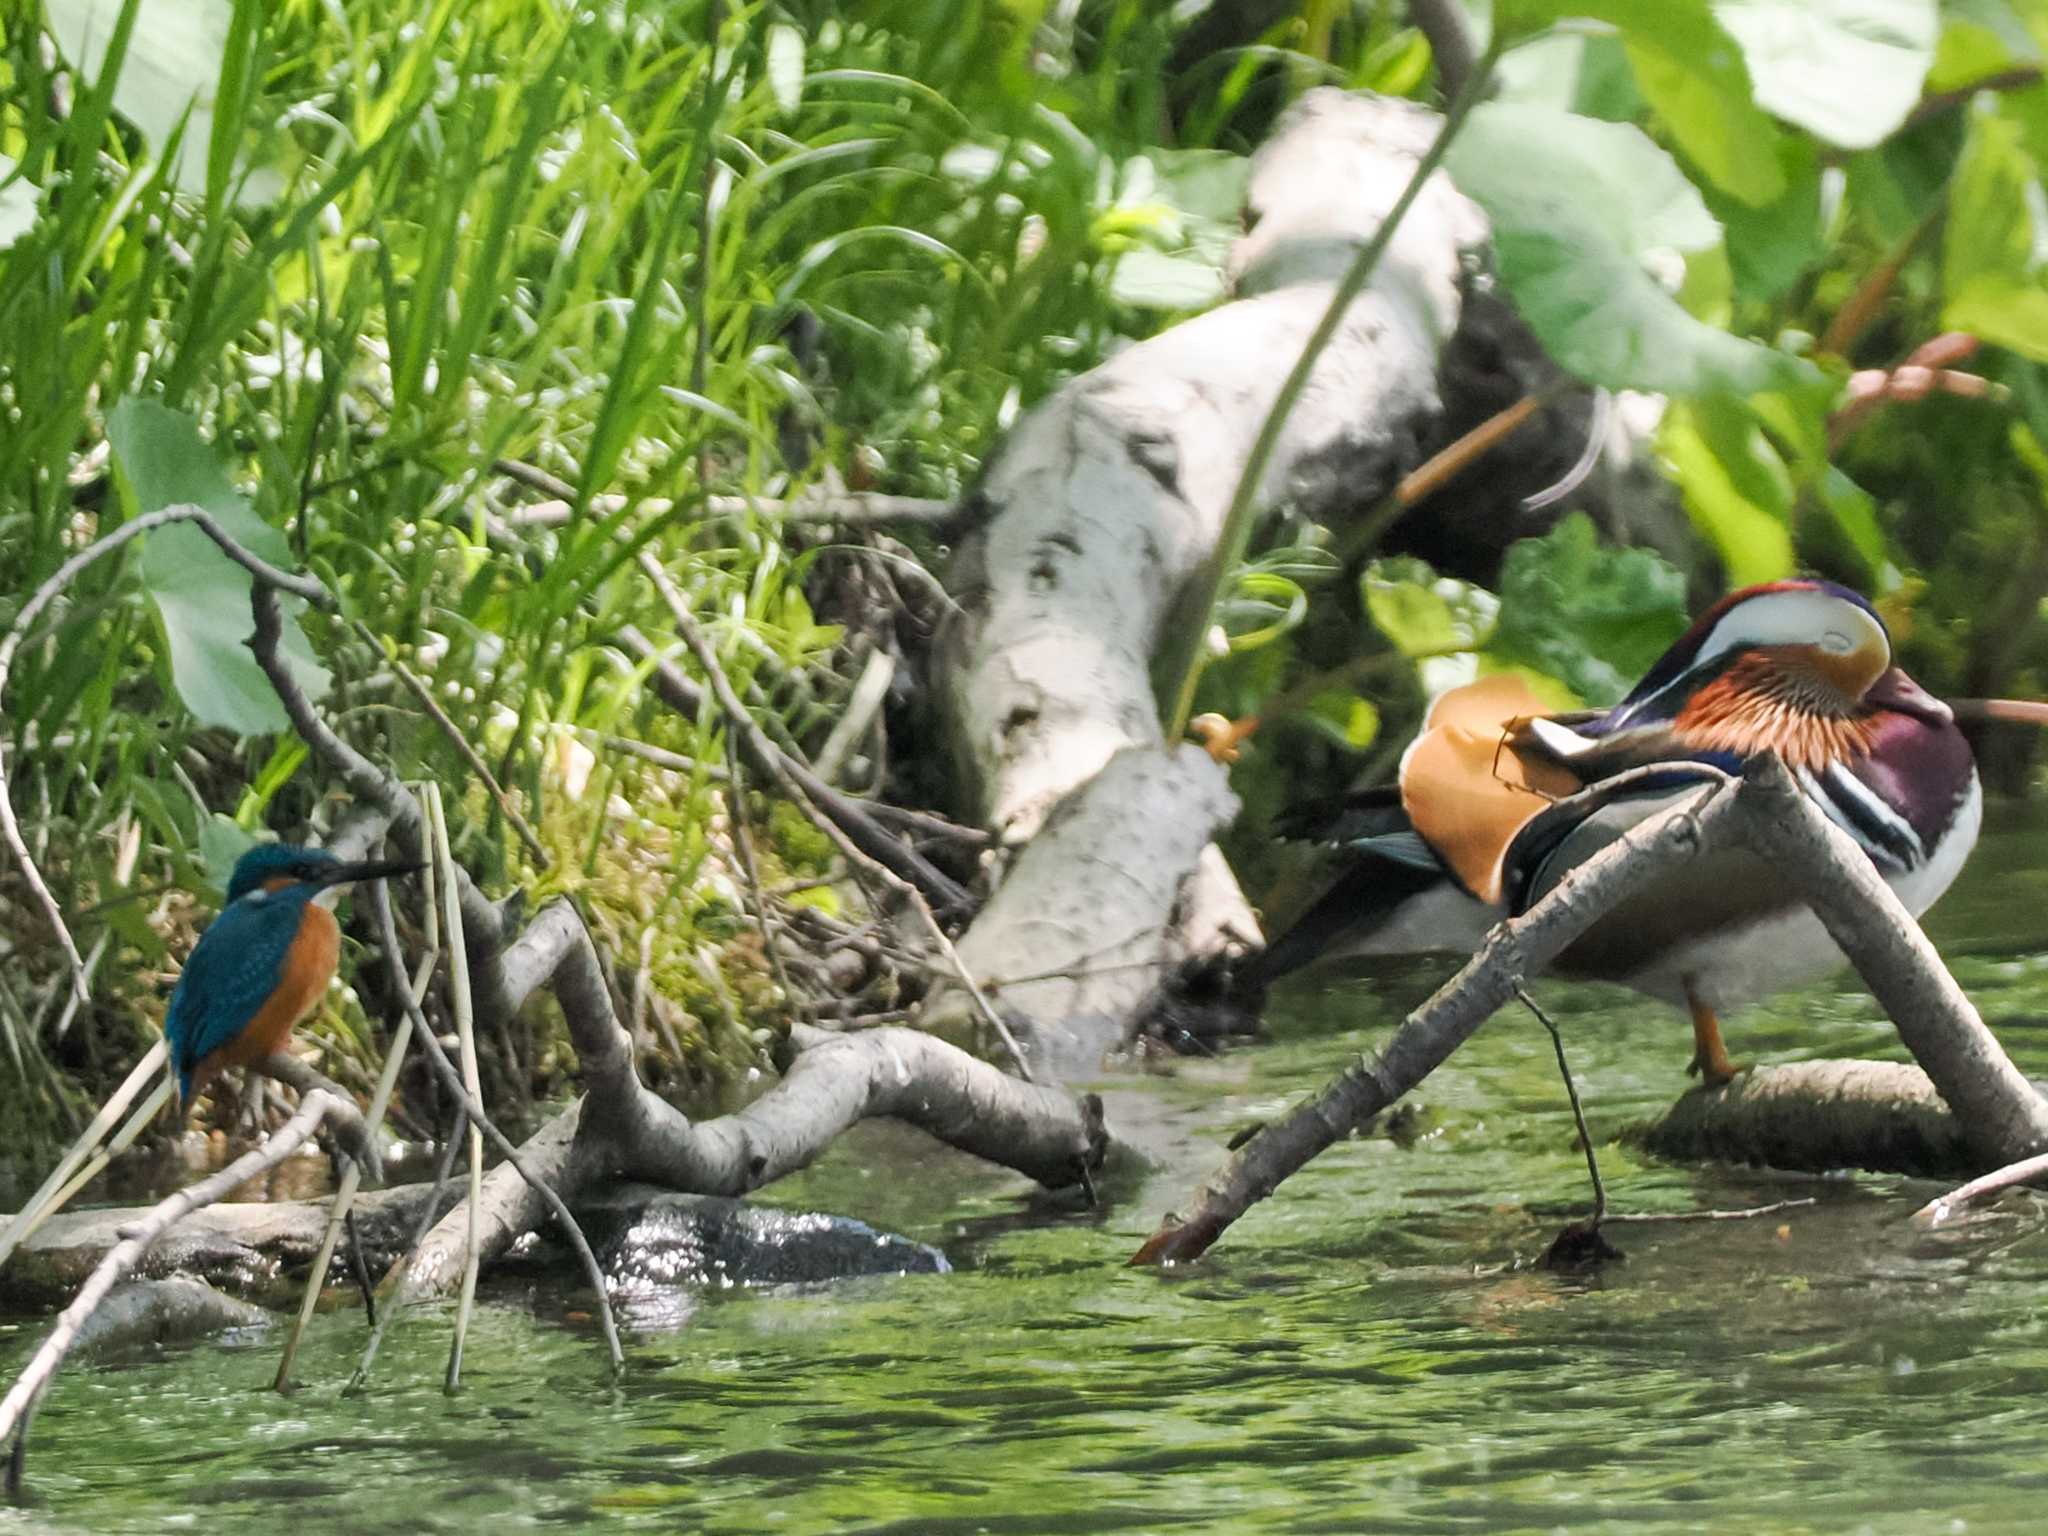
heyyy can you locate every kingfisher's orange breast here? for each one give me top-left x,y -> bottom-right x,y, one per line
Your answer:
212,903 -> 340,1072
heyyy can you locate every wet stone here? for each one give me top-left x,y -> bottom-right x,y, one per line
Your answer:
580,1189 -> 947,1330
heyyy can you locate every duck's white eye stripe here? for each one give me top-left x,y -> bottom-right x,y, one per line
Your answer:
1821,630 -> 1854,653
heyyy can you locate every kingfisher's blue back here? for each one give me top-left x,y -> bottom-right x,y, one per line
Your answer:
163,885 -> 315,1105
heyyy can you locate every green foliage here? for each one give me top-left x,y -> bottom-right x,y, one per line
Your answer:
0,0 -> 1282,1144
1446,101 -> 1812,396
1362,558 -> 1498,659
1944,105 -> 2048,359
1359,520 -> 1689,707
1488,514 -> 1693,705
1713,0 -> 1938,149
108,399 -> 329,734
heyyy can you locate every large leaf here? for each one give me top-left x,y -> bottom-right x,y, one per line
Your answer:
1928,0 -> 2042,91
1446,103 -> 1809,396
1487,514 -> 1691,706
107,399 -> 330,733
1704,137 -> 1825,303
1498,0 -> 1788,206
1711,0 -> 1938,149
1496,0 -> 1790,207
1658,400 -> 1798,586
1942,108 -> 2048,359
45,0 -> 231,195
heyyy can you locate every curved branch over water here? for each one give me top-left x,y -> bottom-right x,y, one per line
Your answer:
1134,755 -> 2048,1265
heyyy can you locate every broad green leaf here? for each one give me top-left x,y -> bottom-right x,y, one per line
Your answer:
1931,0 -> 2041,89
1659,401 -> 1798,585
1946,111 -> 2036,296
1447,104 -> 1808,396
1496,3 -> 1786,202
1362,558 -> 1498,657
1947,279 -> 2048,360
0,155 -> 35,250
1109,249 -> 1226,310
107,398 -> 330,734
1942,110 -> 2048,358
1816,466 -> 1890,581
1705,137 -> 1825,302
1452,102 -> 1720,259
1144,149 -> 1251,226
1486,513 -> 1690,705
1627,36 -> 1785,207
1711,0 -> 1938,149
766,23 -> 805,116
45,0 -> 231,195
197,813 -> 260,898
1495,29 -> 1642,120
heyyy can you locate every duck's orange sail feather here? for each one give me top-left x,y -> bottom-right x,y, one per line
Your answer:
1398,675 -> 1581,904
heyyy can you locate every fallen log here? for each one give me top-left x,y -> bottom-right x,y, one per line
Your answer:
927,87 -> 1675,1074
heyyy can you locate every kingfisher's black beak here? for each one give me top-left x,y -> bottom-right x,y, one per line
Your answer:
312,858 -> 424,890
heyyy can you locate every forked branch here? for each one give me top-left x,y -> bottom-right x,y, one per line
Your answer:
1133,756 -> 2048,1265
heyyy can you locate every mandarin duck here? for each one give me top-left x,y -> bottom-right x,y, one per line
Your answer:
1250,580 -> 1982,1085
165,843 -> 418,1113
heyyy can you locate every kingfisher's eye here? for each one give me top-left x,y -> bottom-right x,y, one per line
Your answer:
1820,630 -> 1855,654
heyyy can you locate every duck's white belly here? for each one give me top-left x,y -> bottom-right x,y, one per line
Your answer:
1620,772 -> 1982,1011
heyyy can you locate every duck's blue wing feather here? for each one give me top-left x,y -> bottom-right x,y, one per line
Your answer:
163,895 -> 302,1087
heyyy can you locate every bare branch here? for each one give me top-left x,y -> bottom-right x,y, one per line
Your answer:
635,555 -> 1031,1075
1913,1151 -> 2048,1228
1133,756 -> 2048,1265
488,457 -> 955,529
366,883 -> 625,1374
0,505 -> 333,998
2,1091 -> 341,1493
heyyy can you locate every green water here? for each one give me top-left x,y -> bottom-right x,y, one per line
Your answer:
10,805 -> 2048,1534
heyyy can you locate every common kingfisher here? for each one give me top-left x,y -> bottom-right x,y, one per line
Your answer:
165,844 -> 419,1113
1252,579 -> 1982,1085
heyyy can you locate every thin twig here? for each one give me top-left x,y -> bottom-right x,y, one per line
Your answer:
13,1078 -> 176,1252
1519,987 -> 1604,1226
589,730 -> 728,781
641,555 -> 1033,1080
2,1092 -> 341,1492
1902,65 -> 2043,132
348,1105 -> 467,1393
360,622 -> 550,866
1408,0 -> 1477,99
365,882 -> 625,1374
426,782 -> 487,1392
0,505 -> 331,999
725,735 -> 802,1019
620,615 -> 972,913
1912,1152 -> 2048,1227
0,1040 -> 167,1269
1603,1197 -> 1819,1226
274,947 -> 435,1392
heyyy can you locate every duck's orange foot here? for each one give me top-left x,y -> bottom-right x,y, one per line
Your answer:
1684,991 -> 1744,1088
1685,1047 -> 1747,1090
1190,712 -> 1260,764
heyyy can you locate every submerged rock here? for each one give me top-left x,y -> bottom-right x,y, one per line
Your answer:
5,1182 -> 947,1341
580,1188 -> 947,1330
73,1277 -> 270,1356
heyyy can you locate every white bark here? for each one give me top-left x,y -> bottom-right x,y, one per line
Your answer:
942,745 -> 1252,1077
932,93 -> 1489,1065
940,94 -> 1483,842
